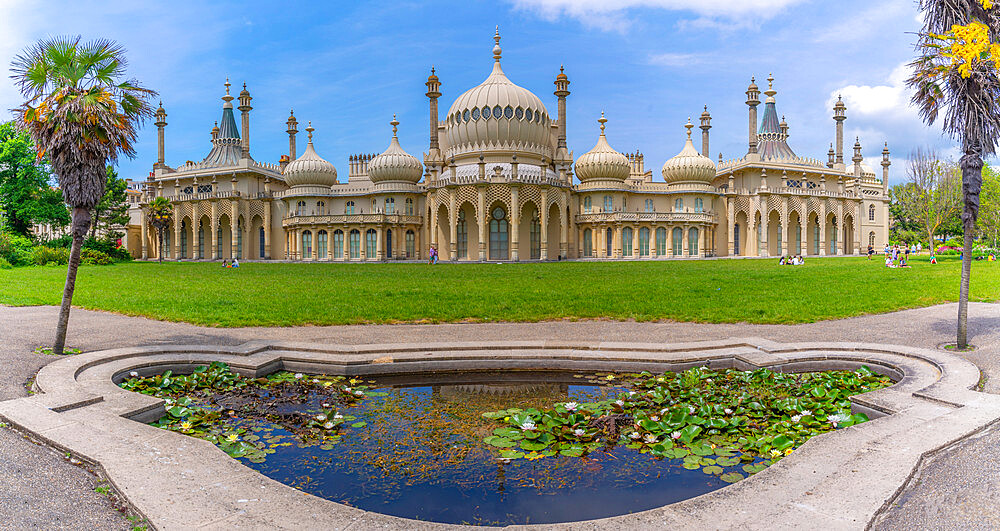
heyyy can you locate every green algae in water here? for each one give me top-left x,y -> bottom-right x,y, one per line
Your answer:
122,365 -> 893,525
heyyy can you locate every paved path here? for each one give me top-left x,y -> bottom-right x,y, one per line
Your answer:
1,302 -> 998,529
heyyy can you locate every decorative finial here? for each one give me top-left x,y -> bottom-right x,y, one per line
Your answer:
391,114 -> 399,137
242,82 -> 246,90
560,64 -> 564,74
306,121 -> 314,142
289,108 -> 294,116
704,105 -> 708,111
767,73 -> 773,89
431,65 -> 436,75
685,117 -> 693,138
598,110 -> 607,134
493,26 -> 502,61
751,76 -> 755,84
225,78 -> 230,95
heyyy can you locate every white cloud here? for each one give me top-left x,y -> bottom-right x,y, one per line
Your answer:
647,52 -> 701,67
829,63 -> 913,118
507,0 -> 806,31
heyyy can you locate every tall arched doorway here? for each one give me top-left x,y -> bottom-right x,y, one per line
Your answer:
489,207 -> 508,260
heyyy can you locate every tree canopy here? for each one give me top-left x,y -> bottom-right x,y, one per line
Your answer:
0,121 -> 69,237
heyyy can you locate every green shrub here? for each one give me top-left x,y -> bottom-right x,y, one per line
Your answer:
80,248 -> 113,265
31,246 -> 69,266
0,231 -> 36,266
0,256 -> 11,269
42,234 -> 73,248
83,237 -> 132,262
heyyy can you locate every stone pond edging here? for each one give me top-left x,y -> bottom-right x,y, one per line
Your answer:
1,337 -> 998,530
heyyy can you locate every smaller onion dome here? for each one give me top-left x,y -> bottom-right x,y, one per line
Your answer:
368,115 -> 423,184
662,119 -> 716,184
282,122 -> 338,187
575,112 -> 630,182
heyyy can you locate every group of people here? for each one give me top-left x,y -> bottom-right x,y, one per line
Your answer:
221,258 -> 240,268
427,246 -> 439,265
778,255 -> 805,266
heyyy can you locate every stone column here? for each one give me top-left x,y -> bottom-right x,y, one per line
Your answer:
429,193 -> 438,252
231,209 -> 240,260
838,203 -> 846,255
376,227 -> 383,261
633,224 -> 640,258
560,191 -> 569,259
263,203 -> 272,259
210,202 -> 219,259
726,199 -> 735,256
649,225 -> 656,258
510,186 -> 519,261
478,186 -> 487,261
449,192 -> 458,261
540,189 -> 549,260
140,214 -> 148,260
819,203 -> 828,256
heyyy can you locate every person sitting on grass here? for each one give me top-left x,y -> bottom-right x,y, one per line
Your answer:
930,254 -> 937,264
885,255 -> 894,268
222,259 -> 229,268
989,253 -> 996,262
232,258 -> 240,268
778,256 -> 786,265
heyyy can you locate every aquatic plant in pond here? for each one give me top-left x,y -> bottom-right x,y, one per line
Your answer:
120,364 -> 893,525
478,367 -> 890,481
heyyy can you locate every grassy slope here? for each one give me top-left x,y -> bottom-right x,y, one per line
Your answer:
0,256 -> 996,327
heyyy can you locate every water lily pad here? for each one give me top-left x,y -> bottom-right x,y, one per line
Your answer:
720,471 -> 745,483
715,456 -> 740,467
484,436 -> 516,448
559,447 -> 585,457
350,421 -> 366,428
702,465 -> 724,475
743,463 -> 767,474
713,447 -> 736,457
682,462 -> 700,470
499,449 -> 524,459
520,440 -> 549,451
689,444 -> 713,456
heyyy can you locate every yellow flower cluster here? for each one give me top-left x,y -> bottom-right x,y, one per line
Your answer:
938,21 -> 1000,78
981,0 -> 993,9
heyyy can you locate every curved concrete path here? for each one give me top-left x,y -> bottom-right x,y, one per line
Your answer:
0,302 -> 998,529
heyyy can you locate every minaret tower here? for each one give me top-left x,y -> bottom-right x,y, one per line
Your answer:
554,65 -> 571,164
238,82 -> 253,159
779,115 -> 789,141
286,109 -> 298,160
425,66 -> 442,166
833,95 -> 847,170
154,101 -> 167,169
746,77 -> 761,158
881,142 -> 891,196
699,106 -> 712,158
827,143 -> 835,168
852,137 -> 863,179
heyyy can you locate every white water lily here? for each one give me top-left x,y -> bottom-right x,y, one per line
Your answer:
294,373 -> 304,379
354,391 -> 364,396
520,421 -> 536,431
129,371 -> 138,378
724,408 -> 733,415
323,422 -> 334,429
790,414 -> 802,423
643,434 -> 657,444
671,431 -> 682,439
689,406 -> 696,414
311,379 -> 320,384
828,412 -> 851,427
800,410 -> 813,417
179,421 -> 192,430
615,400 -> 625,407
315,415 -> 326,421
629,432 -> 642,440
333,413 -> 343,420
322,403 -> 331,408
627,391 -> 636,397
573,428 -> 586,437
225,433 -> 239,443
706,379 -> 713,384
563,402 -> 578,412
650,415 -> 660,422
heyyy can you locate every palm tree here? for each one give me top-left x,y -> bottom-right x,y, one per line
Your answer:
11,37 -> 155,354
908,1 -> 1000,348
147,196 -> 172,263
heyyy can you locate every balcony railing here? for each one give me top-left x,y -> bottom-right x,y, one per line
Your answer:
283,213 -> 423,225
575,212 -> 717,224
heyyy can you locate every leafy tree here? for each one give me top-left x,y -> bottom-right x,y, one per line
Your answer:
908,0 -> 1000,348
91,165 -> 129,239
892,149 -> 961,250
11,36 -> 155,355
147,196 -> 171,264
0,121 -> 69,236
978,164 -> 1000,247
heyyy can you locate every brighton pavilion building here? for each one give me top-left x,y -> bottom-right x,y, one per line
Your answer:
129,31 -> 891,262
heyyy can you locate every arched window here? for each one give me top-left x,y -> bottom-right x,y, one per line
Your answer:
457,210 -> 468,259
603,195 -> 613,212
163,230 -> 171,259
349,229 -> 360,259
345,201 -> 355,215
237,218 -> 243,258
584,196 -> 592,213
372,199 -> 377,213
869,204 -> 876,221
776,224 -> 782,255
639,227 -> 650,256
795,224 -> 802,255
333,230 -> 344,259
688,227 -> 699,256
385,229 -> 393,259
301,230 -> 312,259
645,199 -> 654,212
606,227 -> 613,257
489,207 -> 509,260
583,228 -> 593,257
317,201 -> 326,215
756,222 -> 762,255
179,220 -> 188,259
869,231 -> 876,247
674,198 -> 684,212
317,230 -> 328,259
656,227 -> 667,256
405,230 -> 415,258
198,222 -> 205,259
365,229 -> 377,259
258,227 -> 265,258
733,223 -> 740,255
813,223 -> 820,255
829,216 -> 838,255
405,198 -> 414,215
672,227 -> 683,256
530,217 -> 541,259
694,198 -> 703,213
622,227 -> 633,257
296,201 -> 306,216
385,197 -> 395,214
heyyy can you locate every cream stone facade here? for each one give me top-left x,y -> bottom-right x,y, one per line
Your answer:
130,30 -> 891,262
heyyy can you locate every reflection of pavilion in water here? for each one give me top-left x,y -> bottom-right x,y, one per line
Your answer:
435,383 -> 569,401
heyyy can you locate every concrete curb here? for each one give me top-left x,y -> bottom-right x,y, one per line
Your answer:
1,338 -> 998,530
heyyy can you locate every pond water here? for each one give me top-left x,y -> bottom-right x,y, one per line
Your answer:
231,372 -> 747,525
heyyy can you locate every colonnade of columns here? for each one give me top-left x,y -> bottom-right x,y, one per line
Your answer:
284,225 -> 421,261
578,224 -> 713,258
727,196 -> 861,257
139,199 -> 272,261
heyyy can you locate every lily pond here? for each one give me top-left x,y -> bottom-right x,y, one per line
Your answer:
120,363 -> 892,525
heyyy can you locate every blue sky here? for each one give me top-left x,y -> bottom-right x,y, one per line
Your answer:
0,0 -> 948,184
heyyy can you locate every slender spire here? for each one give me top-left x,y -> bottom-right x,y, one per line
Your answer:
493,26 -> 502,62
685,117 -> 693,139
306,121 -> 314,142
598,110 -> 607,134
391,114 -> 399,137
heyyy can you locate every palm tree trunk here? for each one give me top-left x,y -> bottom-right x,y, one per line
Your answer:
158,227 -> 163,264
958,223 -> 973,348
53,207 -> 91,355
957,144 -> 983,350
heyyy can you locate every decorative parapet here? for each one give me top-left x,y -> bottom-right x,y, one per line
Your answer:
282,214 -> 424,226
575,211 -> 717,224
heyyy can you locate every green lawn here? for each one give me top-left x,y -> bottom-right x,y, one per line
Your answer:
0,256 -> 996,327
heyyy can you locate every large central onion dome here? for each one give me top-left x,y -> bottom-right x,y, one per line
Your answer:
369,116 -> 422,184
575,113 -> 630,182
283,123 -> 337,187
444,29 -> 552,162
662,119 -> 716,184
